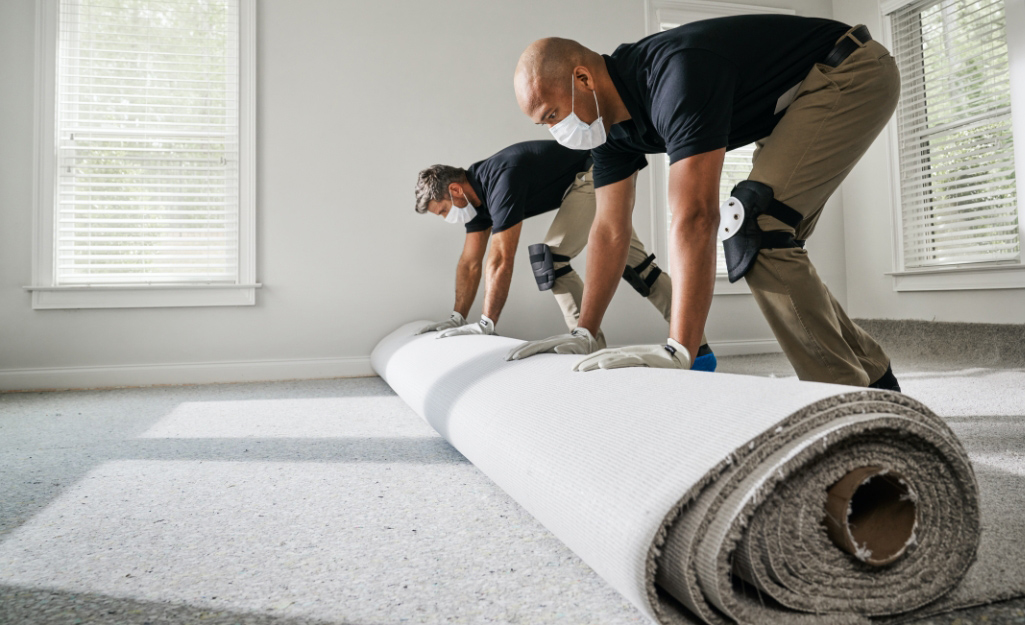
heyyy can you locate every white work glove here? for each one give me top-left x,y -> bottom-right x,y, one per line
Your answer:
505,327 -> 606,361
416,311 -> 466,335
572,338 -> 691,372
437,315 -> 497,339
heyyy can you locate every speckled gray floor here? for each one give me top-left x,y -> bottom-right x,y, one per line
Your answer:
1,349 -> 1023,625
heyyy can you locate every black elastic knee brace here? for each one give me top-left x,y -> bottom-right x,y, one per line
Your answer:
720,180 -> 805,283
528,243 -> 572,291
622,254 -> 662,298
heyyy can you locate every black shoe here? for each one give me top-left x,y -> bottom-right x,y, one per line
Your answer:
869,364 -> 901,392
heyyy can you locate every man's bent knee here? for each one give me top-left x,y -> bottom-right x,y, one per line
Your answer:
719,180 -> 805,283
528,243 -> 573,291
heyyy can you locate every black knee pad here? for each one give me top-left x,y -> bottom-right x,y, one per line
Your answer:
719,180 -> 804,283
622,253 -> 662,297
528,243 -> 572,291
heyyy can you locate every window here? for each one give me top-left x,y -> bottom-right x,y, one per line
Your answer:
885,0 -> 1025,290
30,0 -> 257,308
646,1 -> 794,295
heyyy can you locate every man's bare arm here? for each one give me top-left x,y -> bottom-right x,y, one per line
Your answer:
577,173 -> 637,336
453,229 -> 490,317
667,148 -> 725,361
481,222 -> 522,323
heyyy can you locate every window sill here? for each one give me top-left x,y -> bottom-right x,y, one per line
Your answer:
24,284 -> 261,309
888,263 -> 1025,292
714,275 -> 751,295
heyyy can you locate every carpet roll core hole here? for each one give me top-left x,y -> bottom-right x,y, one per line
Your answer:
824,466 -> 918,566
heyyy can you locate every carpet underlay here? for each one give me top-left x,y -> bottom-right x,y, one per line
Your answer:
372,322 -> 1023,625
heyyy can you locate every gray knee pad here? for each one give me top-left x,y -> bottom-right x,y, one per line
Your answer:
622,253 -> 662,297
718,180 -> 805,283
528,243 -> 572,291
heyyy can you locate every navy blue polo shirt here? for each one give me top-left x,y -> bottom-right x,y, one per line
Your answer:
592,14 -> 850,188
464,141 -> 592,234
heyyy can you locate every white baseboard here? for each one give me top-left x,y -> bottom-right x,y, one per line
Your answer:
707,338 -> 783,357
0,339 -> 781,392
0,356 -> 375,392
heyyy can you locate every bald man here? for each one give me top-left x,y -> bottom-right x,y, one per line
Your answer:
507,15 -> 901,391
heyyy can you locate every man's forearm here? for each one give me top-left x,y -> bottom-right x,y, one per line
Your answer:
669,212 -> 717,360
481,258 -> 514,323
577,225 -> 631,335
453,260 -> 482,318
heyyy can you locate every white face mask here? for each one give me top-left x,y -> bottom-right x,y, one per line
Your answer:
548,74 -> 606,150
443,191 -> 477,225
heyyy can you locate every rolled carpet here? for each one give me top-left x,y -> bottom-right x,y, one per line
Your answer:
371,322 -> 981,625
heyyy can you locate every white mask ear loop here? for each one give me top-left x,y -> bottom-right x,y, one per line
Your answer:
571,72 -> 600,122
570,73 -> 575,118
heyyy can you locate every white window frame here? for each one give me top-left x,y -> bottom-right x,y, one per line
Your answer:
645,0 -> 795,296
882,0 -> 1025,291
27,0 -> 259,309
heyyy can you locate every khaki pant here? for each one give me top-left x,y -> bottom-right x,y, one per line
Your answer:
543,168 -> 675,332
744,28 -> 900,386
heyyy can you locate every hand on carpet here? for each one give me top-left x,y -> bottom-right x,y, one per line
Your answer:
573,338 -> 691,372
505,327 -> 605,361
416,311 -> 466,335
437,315 -> 497,338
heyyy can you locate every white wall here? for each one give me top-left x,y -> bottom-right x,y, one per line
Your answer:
0,0 -> 838,390
833,0 -> 1025,324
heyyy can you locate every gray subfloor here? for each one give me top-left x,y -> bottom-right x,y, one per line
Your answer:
1,350 -> 1023,625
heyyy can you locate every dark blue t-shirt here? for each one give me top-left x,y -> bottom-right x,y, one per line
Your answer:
464,141 -> 592,233
592,14 -> 850,187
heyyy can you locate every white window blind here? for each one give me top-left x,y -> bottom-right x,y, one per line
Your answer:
55,0 -> 241,285
891,0 -> 1020,269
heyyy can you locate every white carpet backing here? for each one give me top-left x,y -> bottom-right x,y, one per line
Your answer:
371,322 -> 983,625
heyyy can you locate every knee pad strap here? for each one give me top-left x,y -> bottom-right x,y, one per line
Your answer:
622,253 -> 662,298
